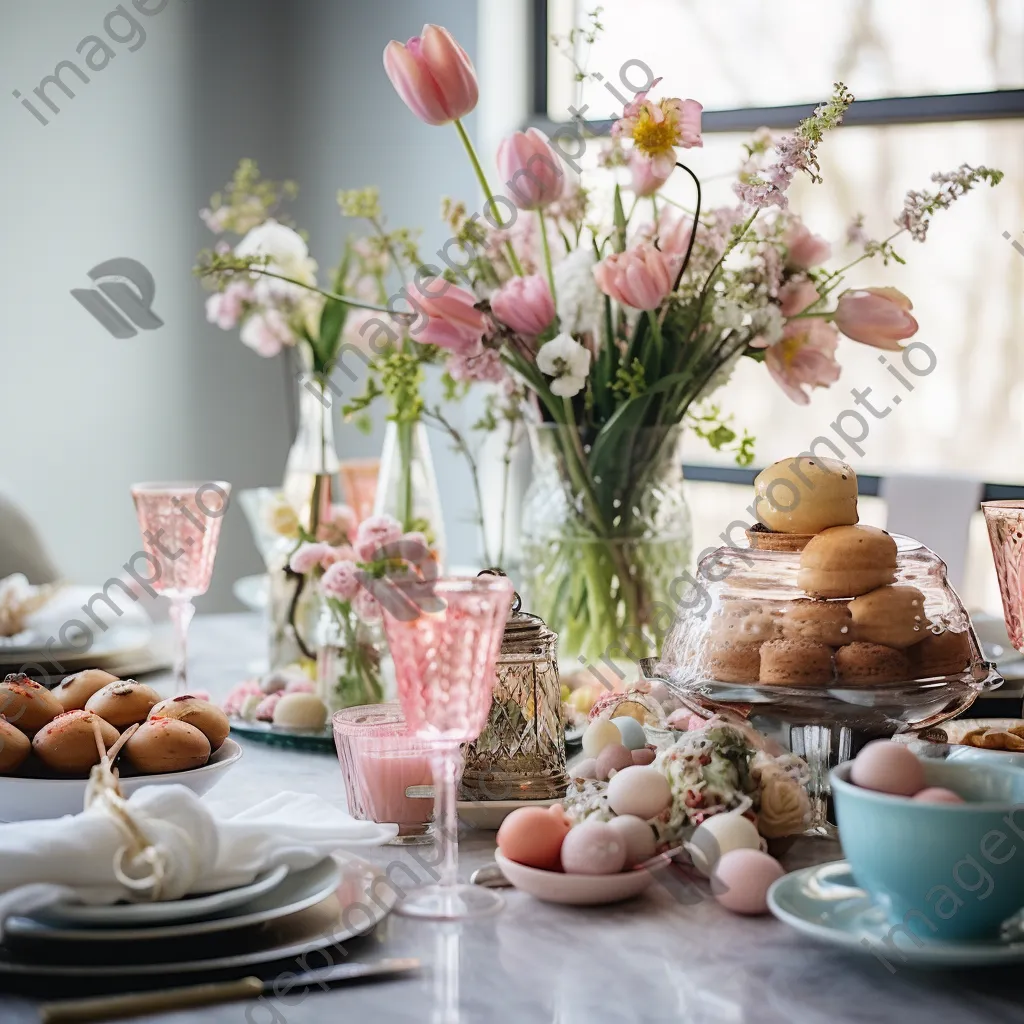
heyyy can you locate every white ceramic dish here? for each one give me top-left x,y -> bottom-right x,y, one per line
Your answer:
0,624 -> 151,670
232,573 -> 269,613
494,851 -> 654,905
458,798 -> 558,830
0,738 -> 242,823
36,864 -> 290,928
7,856 -> 342,943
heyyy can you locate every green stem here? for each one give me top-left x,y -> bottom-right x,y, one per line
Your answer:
212,266 -> 401,316
453,117 -> 525,276
537,209 -> 557,305
394,420 -> 415,531
646,310 -> 663,370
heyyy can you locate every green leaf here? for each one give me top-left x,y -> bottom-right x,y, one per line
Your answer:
612,184 -> 627,253
315,241 -> 353,369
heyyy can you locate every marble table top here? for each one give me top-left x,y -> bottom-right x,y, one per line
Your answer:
3,613 -> 1024,1024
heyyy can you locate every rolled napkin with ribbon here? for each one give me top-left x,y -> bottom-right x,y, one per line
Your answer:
0,783 -> 397,935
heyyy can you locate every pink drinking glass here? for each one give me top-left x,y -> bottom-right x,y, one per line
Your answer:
131,481 -> 231,694
983,500 -> 1024,653
381,575 -> 514,920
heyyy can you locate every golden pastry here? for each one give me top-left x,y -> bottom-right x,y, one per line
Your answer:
33,710 -> 119,774
910,629 -> 972,677
798,525 -> 898,599
780,600 -> 853,646
834,642 -> 910,686
85,680 -> 161,728
53,669 -> 120,712
0,673 -> 64,736
150,696 -> 230,751
753,456 -> 858,534
0,718 -> 31,774
758,639 -> 834,687
125,718 -> 211,774
849,585 -> 930,648
710,601 -> 781,644
708,642 -> 762,684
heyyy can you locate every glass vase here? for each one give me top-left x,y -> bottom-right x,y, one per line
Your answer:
316,601 -> 387,715
520,424 -> 692,672
374,420 -> 446,568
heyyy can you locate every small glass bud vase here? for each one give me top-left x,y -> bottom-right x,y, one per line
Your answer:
461,585 -> 569,801
316,601 -> 387,715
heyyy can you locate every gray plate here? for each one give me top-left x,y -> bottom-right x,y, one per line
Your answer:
6,857 -> 341,942
0,855 -> 396,977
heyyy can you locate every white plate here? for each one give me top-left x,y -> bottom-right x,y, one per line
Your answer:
0,738 -> 242,823
458,798 -> 559,831
0,624 -> 152,672
7,856 -> 342,942
232,573 -> 269,613
36,864 -> 290,928
0,855 -> 396,976
768,860 -> 1024,968
494,851 -> 655,905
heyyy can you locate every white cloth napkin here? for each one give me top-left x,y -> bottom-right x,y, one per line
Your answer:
0,784 -> 397,934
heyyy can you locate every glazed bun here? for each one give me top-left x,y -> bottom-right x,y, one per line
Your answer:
124,718 -> 211,774
0,718 -> 31,774
85,680 -> 161,728
798,525 -> 898,599
33,710 -> 119,775
150,696 -> 230,751
53,669 -> 120,712
753,457 -> 858,534
850,585 -> 930,648
0,673 -> 64,736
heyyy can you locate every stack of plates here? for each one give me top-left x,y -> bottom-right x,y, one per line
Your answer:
0,854 -> 397,979
0,624 -> 163,681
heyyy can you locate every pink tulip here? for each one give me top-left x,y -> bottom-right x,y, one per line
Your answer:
757,318 -> 841,405
497,128 -> 564,210
778,277 -> 820,317
490,274 -> 555,335
834,287 -> 919,350
592,243 -> 682,310
784,220 -> 831,269
651,208 -> 692,255
407,279 -> 486,353
383,24 -> 478,125
629,152 -> 673,197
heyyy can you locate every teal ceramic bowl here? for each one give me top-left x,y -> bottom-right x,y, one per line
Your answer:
832,758 -> 1024,942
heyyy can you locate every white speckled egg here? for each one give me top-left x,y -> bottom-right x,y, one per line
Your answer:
849,740 -> 925,796
611,716 -> 647,751
607,815 -> 657,867
606,765 -> 672,820
560,821 -> 627,875
582,719 -> 621,759
685,812 -> 762,877
711,848 -> 785,915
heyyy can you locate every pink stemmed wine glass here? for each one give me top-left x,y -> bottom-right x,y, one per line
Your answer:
131,481 -> 231,694
983,500 -> 1024,654
381,574 -> 514,920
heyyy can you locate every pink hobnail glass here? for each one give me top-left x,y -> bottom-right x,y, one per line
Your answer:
131,481 -> 231,694
983,500 -> 1024,653
381,575 -> 514,920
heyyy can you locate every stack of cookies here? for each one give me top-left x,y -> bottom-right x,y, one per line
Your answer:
705,456 -> 973,689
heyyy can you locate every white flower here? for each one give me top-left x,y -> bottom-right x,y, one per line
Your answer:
553,245 -> 604,339
240,308 -> 294,357
537,332 -> 591,397
235,218 -> 317,302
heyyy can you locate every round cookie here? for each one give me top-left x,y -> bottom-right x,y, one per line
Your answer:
834,642 -> 910,686
849,585 -> 929,648
797,525 -> 898,599
0,718 -> 31,774
780,600 -> 853,646
53,669 -> 120,712
33,710 -> 120,774
707,642 -> 762,684
710,601 -> 781,644
753,457 -> 858,534
86,681 -> 161,728
759,639 -> 834,687
150,696 -> 230,751
910,629 -> 972,678
0,674 -> 64,736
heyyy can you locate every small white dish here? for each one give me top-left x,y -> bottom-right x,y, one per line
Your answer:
0,738 -> 243,823
494,851 -> 654,906
232,573 -> 269,612
768,860 -> 1024,968
458,798 -> 558,831
37,864 -> 290,928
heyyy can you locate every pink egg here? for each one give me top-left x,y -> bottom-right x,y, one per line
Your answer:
497,804 -> 571,871
574,758 -> 598,780
849,740 -> 925,796
595,743 -> 634,780
631,747 -> 656,766
711,849 -> 785,915
913,786 -> 964,804
560,821 -> 627,875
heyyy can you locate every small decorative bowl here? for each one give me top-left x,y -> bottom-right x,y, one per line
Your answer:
494,851 -> 654,906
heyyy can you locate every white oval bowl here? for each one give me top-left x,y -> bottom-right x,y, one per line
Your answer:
0,738 -> 242,822
494,850 -> 654,906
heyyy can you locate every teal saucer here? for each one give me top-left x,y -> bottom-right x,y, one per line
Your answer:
768,860 -> 1024,968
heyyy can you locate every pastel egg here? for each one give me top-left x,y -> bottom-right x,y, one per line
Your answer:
582,719 -> 621,759
913,786 -> 964,804
606,765 -> 672,820
560,820 -> 627,875
632,747 -> 656,766
497,804 -> 571,871
849,740 -> 925,796
573,758 -> 598,780
607,814 -> 657,867
711,848 -> 785,915
595,743 -> 634,780
611,716 -> 647,751
686,812 -> 762,877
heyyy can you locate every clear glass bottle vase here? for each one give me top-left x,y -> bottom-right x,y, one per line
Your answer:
315,600 -> 388,714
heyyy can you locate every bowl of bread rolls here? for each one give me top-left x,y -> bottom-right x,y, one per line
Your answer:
0,669 -> 241,822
